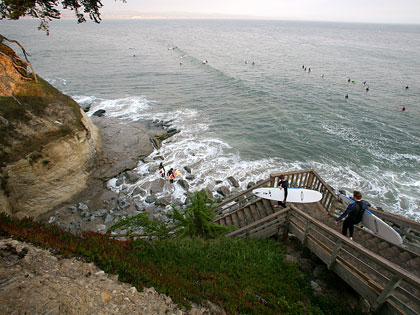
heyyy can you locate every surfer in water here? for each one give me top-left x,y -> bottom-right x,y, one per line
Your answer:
275,175 -> 289,208
335,191 -> 368,240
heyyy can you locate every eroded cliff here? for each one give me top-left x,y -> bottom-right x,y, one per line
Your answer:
0,43 -> 101,218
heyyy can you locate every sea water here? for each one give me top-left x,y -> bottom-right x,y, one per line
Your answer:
2,19 -> 419,221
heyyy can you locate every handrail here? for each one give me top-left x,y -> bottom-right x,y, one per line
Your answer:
289,205 -> 420,313
367,208 -> 420,232
270,169 -> 338,215
214,178 -> 271,215
226,207 -> 289,237
215,168 -> 420,249
290,205 -> 420,287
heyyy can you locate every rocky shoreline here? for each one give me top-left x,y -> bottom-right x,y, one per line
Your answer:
43,114 -> 248,236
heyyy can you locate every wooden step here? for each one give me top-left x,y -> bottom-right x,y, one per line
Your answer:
250,204 -> 261,221
237,210 -> 247,227
225,215 -> 233,226
262,199 -> 274,214
243,207 -> 255,225
256,200 -> 268,217
230,212 -> 240,228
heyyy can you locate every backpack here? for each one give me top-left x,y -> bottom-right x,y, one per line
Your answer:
353,201 -> 366,224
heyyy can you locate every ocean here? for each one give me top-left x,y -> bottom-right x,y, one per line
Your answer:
2,19 -> 419,221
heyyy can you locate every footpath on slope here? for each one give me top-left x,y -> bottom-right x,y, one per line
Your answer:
0,238 -> 224,315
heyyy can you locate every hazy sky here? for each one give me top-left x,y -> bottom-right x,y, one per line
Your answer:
100,0 -> 420,24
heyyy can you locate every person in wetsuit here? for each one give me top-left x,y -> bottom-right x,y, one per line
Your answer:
276,175 -> 289,208
335,190 -> 368,240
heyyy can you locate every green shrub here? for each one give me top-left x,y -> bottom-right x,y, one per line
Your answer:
0,213 -> 362,314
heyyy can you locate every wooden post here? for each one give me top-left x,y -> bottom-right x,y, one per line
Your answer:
306,172 -> 314,189
372,276 -> 402,311
327,239 -> 342,270
303,221 -> 311,246
282,208 -> 291,241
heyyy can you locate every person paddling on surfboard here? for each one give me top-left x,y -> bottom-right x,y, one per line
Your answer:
335,190 -> 368,241
274,175 -> 289,208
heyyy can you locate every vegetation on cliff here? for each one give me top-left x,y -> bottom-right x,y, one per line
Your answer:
0,192 -> 362,314
0,75 -> 85,166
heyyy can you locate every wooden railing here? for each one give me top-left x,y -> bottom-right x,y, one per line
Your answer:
225,202 -> 420,314
214,178 -> 271,216
232,169 -> 420,250
270,169 -> 337,215
287,205 -> 420,314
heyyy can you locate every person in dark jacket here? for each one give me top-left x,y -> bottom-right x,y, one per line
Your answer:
167,168 -> 175,183
276,175 -> 289,208
158,162 -> 166,178
335,190 -> 368,240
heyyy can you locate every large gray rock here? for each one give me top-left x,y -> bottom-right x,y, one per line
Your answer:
313,264 -> 328,279
124,171 -> 141,184
91,116 -> 168,179
145,195 -> 157,204
132,186 -> 146,197
177,179 -> 189,191
217,186 -> 230,197
104,214 -> 114,223
227,176 -> 240,188
92,109 -> 106,117
247,182 -> 256,189
155,198 -> 170,207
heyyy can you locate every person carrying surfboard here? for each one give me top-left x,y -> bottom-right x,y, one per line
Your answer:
167,168 -> 175,183
159,162 -> 166,178
335,190 -> 368,240
275,175 -> 289,208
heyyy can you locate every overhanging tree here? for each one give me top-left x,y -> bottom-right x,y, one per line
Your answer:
0,0 -> 127,91
1,0 -> 126,34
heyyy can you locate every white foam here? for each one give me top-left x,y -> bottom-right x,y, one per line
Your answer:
73,95 -> 96,106
87,96 -> 152,120
81,93 -> 419,222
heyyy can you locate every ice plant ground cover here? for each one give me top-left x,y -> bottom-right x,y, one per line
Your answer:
0,212 -> 362,314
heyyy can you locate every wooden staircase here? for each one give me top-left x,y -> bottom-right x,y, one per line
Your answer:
214,169 -> 420,314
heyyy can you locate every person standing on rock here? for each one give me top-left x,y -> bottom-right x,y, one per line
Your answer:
335,190 -> 368,241
159,162 -> 166,178
167,168 -> 175,183
275,175 -> 289,208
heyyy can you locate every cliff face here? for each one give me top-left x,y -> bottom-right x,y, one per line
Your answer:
0,44 -> 101,219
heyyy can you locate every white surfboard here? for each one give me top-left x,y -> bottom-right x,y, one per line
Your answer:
252,187 -> 322,203
338,193 -> 403,245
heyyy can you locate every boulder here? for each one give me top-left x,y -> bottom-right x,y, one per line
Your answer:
284,254 -> 298,264
184,166 -> 192,174
104,214 -> 114,223
313,264 -> 328,279
177,179 -> 189,191
131,186 -> 146,197
217,186 -> 230,198
124,171 -> 141,184
227,176 -> 240,188
92,109 -> 106,117
247,182 -> 256,189
202,188 -> 214,200
310,281 -> 322,293
155,198 -> 170,207
145,195 -> 157,204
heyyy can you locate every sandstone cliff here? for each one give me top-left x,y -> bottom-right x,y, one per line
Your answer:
0,42 -> 102,219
